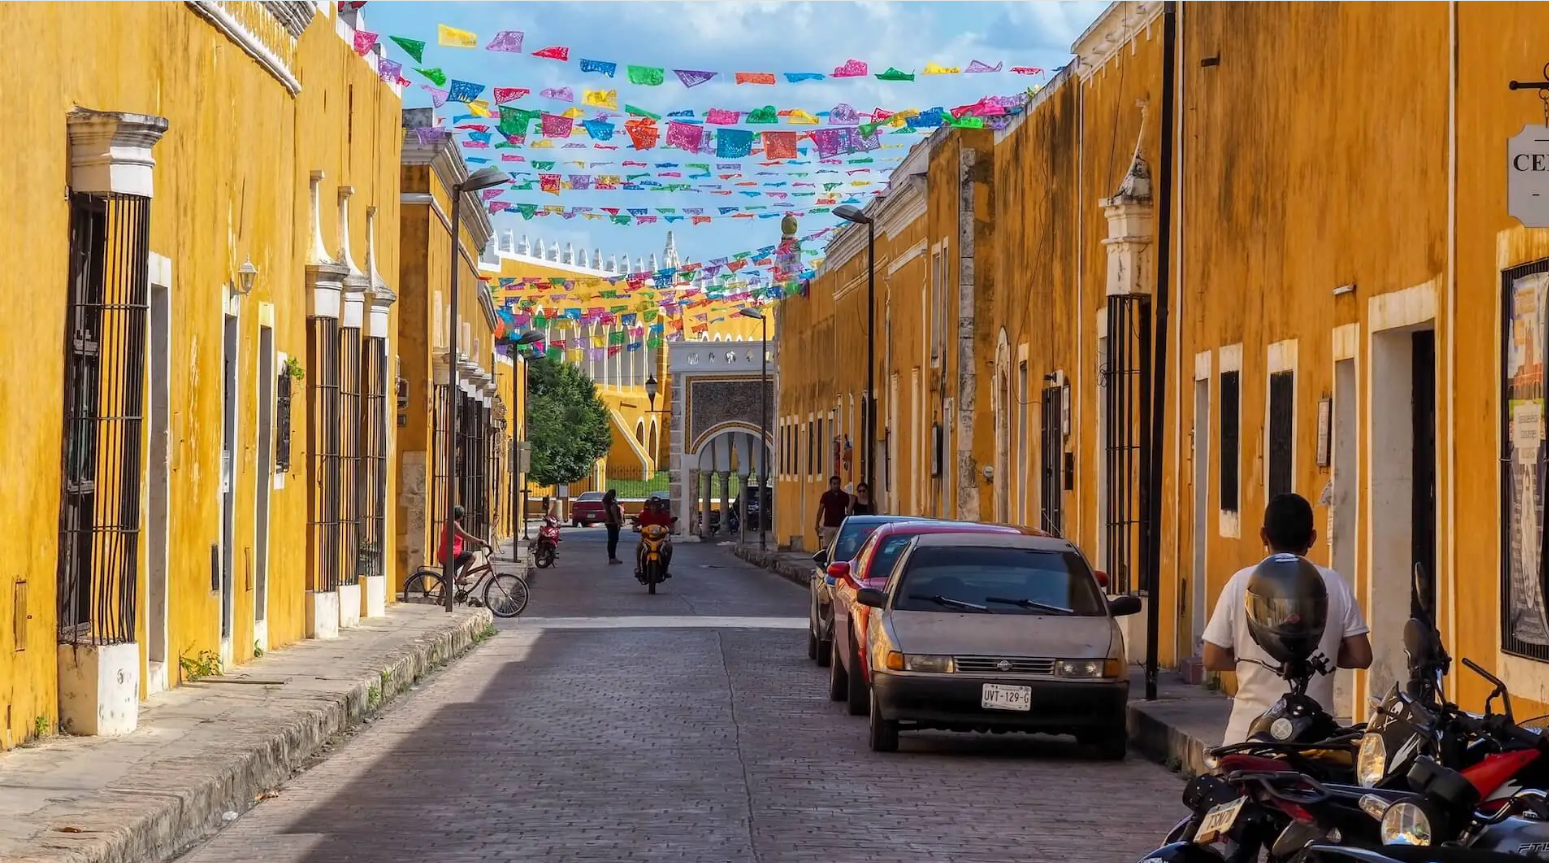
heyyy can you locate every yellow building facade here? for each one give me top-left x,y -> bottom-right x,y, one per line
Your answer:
394,128 -> 521,585
0,1 -> 404,748
772,0 -> 1549,719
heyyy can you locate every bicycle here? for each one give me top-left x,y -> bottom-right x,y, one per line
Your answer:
400,549 -> 530,618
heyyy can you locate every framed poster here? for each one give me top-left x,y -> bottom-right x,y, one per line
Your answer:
1502,260 -> 1549,657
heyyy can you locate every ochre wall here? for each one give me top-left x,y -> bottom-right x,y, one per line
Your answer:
0,2 -> 400,747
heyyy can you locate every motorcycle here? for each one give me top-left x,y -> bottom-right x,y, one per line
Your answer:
637,517 -> 677,594
529,514 -> 560,569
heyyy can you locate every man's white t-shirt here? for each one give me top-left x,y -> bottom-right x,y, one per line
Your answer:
1202,559 -> 1369,745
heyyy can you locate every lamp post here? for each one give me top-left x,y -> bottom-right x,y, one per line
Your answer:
738,307 -> 769,550
833,205 -> 875,494
443,165 -> 511,613
507,330 -> 544,548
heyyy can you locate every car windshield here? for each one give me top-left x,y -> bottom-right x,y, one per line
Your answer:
578,492 -> 604,502
893,546 -> 1106,616
866,534 -> 920,578
833,522 -> 887,561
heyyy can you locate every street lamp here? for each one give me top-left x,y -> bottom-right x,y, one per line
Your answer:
644,373 -> 659,410
444,164 -> 511,612
738,307 -> 769,550
833,204 -> 875,494
508,330 -> 544,542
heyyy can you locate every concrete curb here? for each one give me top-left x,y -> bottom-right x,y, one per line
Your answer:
732,544 -> 811,588
11,607 -> 493,863
1127,699 -> 1214,777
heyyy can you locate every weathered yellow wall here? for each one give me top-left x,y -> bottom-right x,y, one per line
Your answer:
0,2 -> 400,746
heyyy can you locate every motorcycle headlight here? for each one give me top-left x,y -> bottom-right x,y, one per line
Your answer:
1356,733 -> 1387,788
1380,802 -> 1432,846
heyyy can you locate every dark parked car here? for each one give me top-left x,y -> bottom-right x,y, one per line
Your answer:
808,514 -> 921,667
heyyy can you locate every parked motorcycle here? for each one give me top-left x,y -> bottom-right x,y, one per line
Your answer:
529,514 -> 560,569
637,518 -> 676,594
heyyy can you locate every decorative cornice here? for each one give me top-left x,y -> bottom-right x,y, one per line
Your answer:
1071,0 -> 1164,81
875,174 -> 927,240
400,124 -> 494,250
337,186 -> 369,293
365,205 -> 397,307
66,109 -> 169,198
267,0 -> 314,38
184,1 -> 303,94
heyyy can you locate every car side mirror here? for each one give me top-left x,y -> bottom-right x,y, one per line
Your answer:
1108,595 -> 1142,617
1093,569 -> 1109,589
812,550 -> 827,565
826,562 -> 851,579
856,588 -> 886,609
671,516 -> 679,523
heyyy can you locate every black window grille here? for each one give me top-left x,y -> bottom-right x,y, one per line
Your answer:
1102,295 -> 1151,595
457,396 -> 490,539
1268,371 -> 1295,500
276,369 -> 293,472
339,324 -> 361,584
432,384 -> 450,539
57,192 -> 149,645
308,316 -> 343,593
358,338 -> 387,579
807,421 -> 814,475
1500,258 -> 1549,660
1220,370 -> 1242,513
1040,384 -> 1064,536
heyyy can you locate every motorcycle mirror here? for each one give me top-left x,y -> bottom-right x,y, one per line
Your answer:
1402,618 -> 1435,664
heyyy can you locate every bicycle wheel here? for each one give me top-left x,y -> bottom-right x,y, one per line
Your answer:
481,573 -> 530,618
402,570 -> 446,605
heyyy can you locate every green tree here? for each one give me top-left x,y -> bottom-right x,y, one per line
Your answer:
526,355 -> 611,486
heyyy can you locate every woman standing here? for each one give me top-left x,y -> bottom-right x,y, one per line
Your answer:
603,489 -> 625,565
848,482 -> 874,516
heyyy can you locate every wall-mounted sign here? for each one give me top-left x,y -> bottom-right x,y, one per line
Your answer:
1315,397 -> 1332,468
1508,125 -> 1549,228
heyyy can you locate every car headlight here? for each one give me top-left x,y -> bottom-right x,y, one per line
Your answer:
1380,802 -> 1432,846
902,654 -> 955,673
1356,733 -> 1387,788
1055,658 -> 1124,679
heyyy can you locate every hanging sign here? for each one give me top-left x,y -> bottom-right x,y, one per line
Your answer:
1509,125 -> 1549,228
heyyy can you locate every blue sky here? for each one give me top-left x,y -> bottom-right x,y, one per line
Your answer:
360,1 -> 1105,269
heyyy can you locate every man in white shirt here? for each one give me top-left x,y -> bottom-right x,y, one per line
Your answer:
1202,493 -> 1373,745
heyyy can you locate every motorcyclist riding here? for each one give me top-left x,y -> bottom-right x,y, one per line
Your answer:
635,498 -> 674,579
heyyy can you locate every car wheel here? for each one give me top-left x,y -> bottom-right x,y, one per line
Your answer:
807,628 -> 818,661
845,637 -> 869,716
867,688 -> 899,753
1084,729 -> 1128,761
827,639 -> 847,701
572,519 -> 581,528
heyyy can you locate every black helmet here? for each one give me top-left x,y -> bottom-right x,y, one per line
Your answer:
1244,553 -> 1328,664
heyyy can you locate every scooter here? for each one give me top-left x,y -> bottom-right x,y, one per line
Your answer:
636,517 -> 677,594
529,514 -> 560,569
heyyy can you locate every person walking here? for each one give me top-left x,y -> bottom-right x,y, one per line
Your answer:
848,482 -> 874,516
813,475 -> 850,550
603,489 -> 625,565
1202,492 -> 1373,745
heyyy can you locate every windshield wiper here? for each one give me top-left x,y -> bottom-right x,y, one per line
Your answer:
985,597 -> 1073,614
907,594 -> 987,612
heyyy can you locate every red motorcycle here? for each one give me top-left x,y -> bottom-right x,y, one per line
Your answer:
529,515 -> 560,569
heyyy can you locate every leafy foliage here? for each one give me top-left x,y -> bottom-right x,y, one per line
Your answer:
526,356 -> 611,486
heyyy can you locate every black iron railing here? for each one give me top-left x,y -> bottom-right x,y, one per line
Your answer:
1040,384 -> 1064,536
57,192 -> 149,645
338,324 -> 361,585
359,338 -> 387,579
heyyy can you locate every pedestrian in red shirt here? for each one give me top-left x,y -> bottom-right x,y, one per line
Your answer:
814,475 -> 850,550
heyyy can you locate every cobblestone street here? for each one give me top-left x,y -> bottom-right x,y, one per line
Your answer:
175,530 -> 1185,863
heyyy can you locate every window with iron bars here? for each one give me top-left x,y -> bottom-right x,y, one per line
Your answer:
57,192 -> 149,645
358,338 -> 388,580
339,324 -> 362,585
308,316 -> 343,593
1101,295 -> 1151,596
457,395 -> 490,539
432,384 -> 451,549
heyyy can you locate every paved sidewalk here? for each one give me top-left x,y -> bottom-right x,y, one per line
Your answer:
0,603 -> 493,863
734,541 -> 1233,774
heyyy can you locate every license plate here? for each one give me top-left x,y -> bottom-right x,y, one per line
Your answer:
981,684 -> 1032,711
1195,797 -> 1246,844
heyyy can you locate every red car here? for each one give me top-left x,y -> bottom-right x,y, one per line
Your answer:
825,521 -> 1056,716
569,491 -> 607,527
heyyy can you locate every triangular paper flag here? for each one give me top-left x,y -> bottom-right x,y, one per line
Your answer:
415,67 -> 447,86
492,87 -> 529,104
832,59 -> 867,77
352,31 -> 378,56
923,62 -> 959,75
533,45 -> 570,61
580,59 -> 617,77
964,59 -> 1002,73
875,67 -> 915,81
389,36 -> 426,63
674,69 -> 717,88
437,24 -> 477,48
583,89 -> 618,110
627,66 -> 665,86
734,72 -> 777,85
